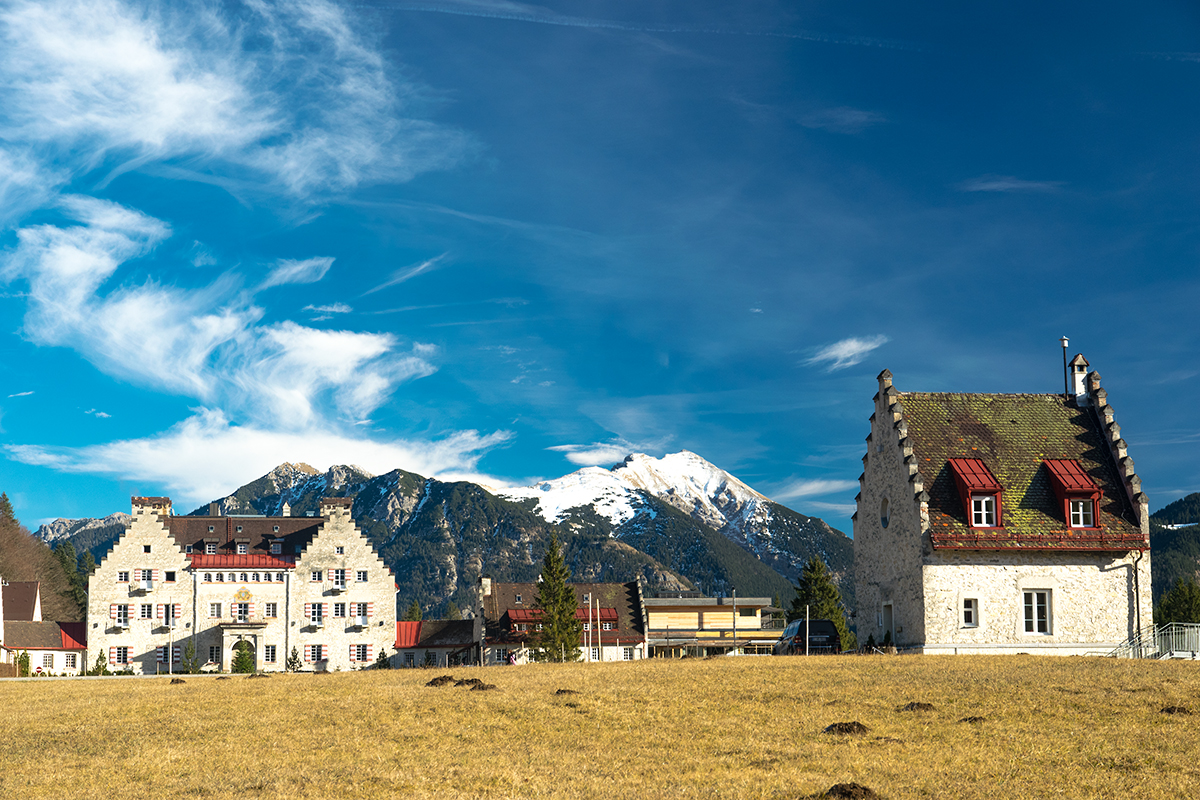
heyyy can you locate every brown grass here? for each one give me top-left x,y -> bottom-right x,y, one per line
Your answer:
3,655 -> 1200,799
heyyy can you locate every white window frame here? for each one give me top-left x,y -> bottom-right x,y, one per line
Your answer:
43,653 -> 54,668
264,645 -> 277,663
117,571 -> 129,583
962,598 -> 979,628
116,605 -> 130,625
205,542 -> 217,555
331,568 -> 347,587
971,495 -> 997,527
209,603 -> 222,618
265,602 -> 278,618
237,543 -> 248,555
140,604 -> 153,619
311,570 -> 322,582
354,644 -> 369,662
356,570 -> 368,583
602,621 -> 615,630
270,542 -> 282,555
333,602 -> 346,618
65,653 -> 77,669
590,647 -> 600,662
622,647 -> 634,661
1023,590 -> 1051,635
209,646 -> 221,664
1069,499 -> 1095,528
115,646 -> 129,664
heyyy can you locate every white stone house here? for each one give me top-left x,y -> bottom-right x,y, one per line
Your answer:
88,496 -> 396,674
854,356 -> 1152,655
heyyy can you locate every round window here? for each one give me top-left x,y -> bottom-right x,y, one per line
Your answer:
880,497 -> 890,528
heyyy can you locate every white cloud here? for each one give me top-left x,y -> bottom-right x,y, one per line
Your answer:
7,391 -> 34,398
304,303 -> 353,314
259,257 -> 334,290
806,335 -> 889,371
801,500 -> 858,517
772,478 -> 858,501
0,0 -> 471,199
548,438 -> 648,466
957,175 -> 1063,193
6,409 -> 512,509
799,107 -> 885,134
84,409 -> 112,418
362,254 -> 448,296
5,198 -> 438,428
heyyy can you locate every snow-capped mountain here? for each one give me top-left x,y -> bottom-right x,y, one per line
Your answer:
35,512 -> 132,544
38,452 -> 851,617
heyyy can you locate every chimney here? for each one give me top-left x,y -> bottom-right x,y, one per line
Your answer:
1068,353 -> 1090,405
281,502 -> 291,517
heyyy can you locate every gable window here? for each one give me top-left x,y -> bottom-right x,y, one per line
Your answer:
948,458 -> 1004,528
1023,591 -> 1051,634
143,545 -> 151,553
335,546 -> 344,555
311,570 -> 322,582
971,495 -> 997,527
962,599 -> 979,628
356,570 -> 368,583
164,571 -> 175,582
117,571 -> 129,583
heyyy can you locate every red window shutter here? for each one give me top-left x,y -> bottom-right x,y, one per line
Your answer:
133,569 -> 140,581
304,645 -> 311,662
109,647 -> 116,665
367,645 -> 373,661
152,569 -> 159,581
349,644 -> 356,661
174,604 -> 182,619
110,604 -> 118,619
321,603 -> 328,617
320,645 -> 325,661
248,602 -> 255,617
156,604 -> 164,619
367,603 -> 375,616
305,603 -> 311,618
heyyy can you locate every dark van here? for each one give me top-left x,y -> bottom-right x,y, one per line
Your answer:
774,618 -> 841,655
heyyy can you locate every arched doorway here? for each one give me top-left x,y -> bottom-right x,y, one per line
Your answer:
231,640 -> 256,673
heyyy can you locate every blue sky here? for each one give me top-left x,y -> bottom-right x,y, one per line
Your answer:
1,0 -> 1198,532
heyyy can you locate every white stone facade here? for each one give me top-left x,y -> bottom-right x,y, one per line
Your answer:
88,497 -> 395,674
854,366 -> 1153,655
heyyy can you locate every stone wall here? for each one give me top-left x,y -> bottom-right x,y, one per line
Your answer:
854,371 -> 928,649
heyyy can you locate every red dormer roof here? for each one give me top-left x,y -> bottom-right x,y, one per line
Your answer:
947,458 -> 1002,492
188,554 -> 295,569
1044,459 -> 1100,494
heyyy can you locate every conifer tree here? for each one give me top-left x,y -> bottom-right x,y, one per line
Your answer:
402,599 -> 423,621
1155,578 -> 1200,624
0,492 -> 16,526
788,556 -> 856,650
285,645 -> 303,672
445,600 -> 460,620
231,642 -> 254,673
533,534 -> 582,662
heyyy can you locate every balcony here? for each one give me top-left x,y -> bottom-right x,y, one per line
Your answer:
327,582 -> 346,595
129,581 -> 153,596
349,616 -> 368,630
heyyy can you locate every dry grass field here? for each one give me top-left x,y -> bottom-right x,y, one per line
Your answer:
3,655 -> 1200,799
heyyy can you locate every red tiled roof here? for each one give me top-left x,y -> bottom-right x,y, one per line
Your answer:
947,458 -> 1003,492
1044,459 -> 1099,493
188,554 -> 295,569
3,621 -> 86,650
396,620 -> 422,648
507,607 -> 619,623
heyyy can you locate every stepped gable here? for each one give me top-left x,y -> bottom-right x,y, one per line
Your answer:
872,368 -> 1146,551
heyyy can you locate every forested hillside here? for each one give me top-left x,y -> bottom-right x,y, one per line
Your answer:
0,493 -> 85,621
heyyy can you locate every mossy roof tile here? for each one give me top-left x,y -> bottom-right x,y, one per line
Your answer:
900,392 -> 1143,550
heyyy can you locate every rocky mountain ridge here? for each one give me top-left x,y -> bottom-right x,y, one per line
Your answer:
37,452 -> 853,615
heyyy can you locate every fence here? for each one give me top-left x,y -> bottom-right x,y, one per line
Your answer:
0,662 -> 17,678
1108,623 -> 1200,659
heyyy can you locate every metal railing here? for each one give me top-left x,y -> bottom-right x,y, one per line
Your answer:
1107,623 -> 1200,659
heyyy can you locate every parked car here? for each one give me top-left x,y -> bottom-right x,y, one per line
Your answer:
774,618 -> 841,655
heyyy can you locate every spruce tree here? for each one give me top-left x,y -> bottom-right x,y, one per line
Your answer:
285,646 -> 303,672
533,534 -> 582,662
445,600 -> 460,620
402,599 -> 423,621
181,640 -> 200,674
231,643 -> 255,673
788,556 -> 856,650
0,492 -> 15,526
1155,578 -> 1200,624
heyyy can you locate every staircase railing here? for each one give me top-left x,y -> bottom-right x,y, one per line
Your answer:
1107,623 -> 1200,659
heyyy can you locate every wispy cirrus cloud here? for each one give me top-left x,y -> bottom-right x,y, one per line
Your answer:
259,257 -> 335,290
362,254 -> 449,296
548,439 -> 642,466
806,335 -> 889,371
772,477 -> 858,501
304,303 -> 353,315
0,0 -> 473,202
957,175 -> 1064,193
7,391 -> 34,398
799,107 -> 885,134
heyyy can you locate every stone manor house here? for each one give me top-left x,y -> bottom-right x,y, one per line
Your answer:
854,354 -> 1152,655
88,496 -> 395,674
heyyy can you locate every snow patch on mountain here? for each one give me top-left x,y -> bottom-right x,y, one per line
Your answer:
35,513 -> 132,544
501,466 -> 644,525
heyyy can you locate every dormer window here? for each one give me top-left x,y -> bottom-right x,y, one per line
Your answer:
205,542 -> 217,555
237,543 -> 248,555
270,542 -> 282,555
1045,459 -> 1101,530
948,458 -> 1004,529
971,495 -> 997,527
